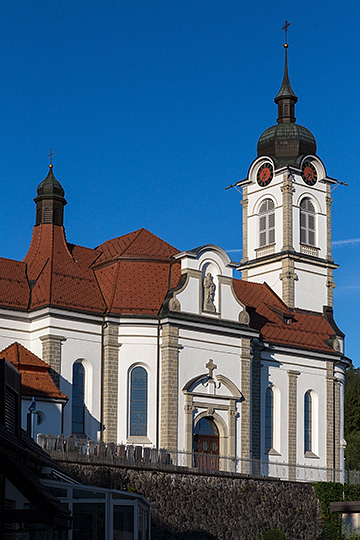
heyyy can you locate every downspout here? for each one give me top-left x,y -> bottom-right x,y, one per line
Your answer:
333,362 -> 336,478
156,318 -> 161,448
100,318 -> 107,442
61,401 -> 64,435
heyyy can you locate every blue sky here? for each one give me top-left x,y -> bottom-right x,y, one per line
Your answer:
1,0 -> 359,364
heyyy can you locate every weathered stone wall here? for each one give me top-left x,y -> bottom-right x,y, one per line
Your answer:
62,462 -> 322,540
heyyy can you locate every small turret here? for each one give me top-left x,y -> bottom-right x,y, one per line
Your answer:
34,164 -> 67,226
257,36 -> 316,167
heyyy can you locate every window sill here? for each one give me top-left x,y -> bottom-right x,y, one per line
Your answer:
266,448 -> 281,456
304,451 -> 319,459
300,244 -> 320,257
126,436 -> 152,445
256,244 -> 276,259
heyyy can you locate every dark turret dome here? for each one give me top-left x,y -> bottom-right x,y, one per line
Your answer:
257,43 -> 317,167
36,164 -> 65,198
257,123 -> 316,168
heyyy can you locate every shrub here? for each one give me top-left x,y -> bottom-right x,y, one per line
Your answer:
262,530 -> 286,540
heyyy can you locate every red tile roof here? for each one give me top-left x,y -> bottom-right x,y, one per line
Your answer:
96,228 -> 179,261
0,222 -> 341,355
23,224 -> 106,313
233,279 -> 338,354
0,342 -> 68,400
94,228 -> 180,315
0,258 -> 29,309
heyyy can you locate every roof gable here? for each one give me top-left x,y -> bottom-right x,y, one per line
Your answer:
0,342 -> 67,400
233,279 -> 338,354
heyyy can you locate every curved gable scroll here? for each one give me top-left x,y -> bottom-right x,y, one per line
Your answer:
168,244 -> 248,322
182,373 -> 243,400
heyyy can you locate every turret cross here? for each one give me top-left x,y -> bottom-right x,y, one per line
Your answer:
48,148 -> 55,167
282,20 -> 291,45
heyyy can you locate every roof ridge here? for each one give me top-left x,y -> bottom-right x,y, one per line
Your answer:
109,259 -> 122,312
119,228 -> 145,256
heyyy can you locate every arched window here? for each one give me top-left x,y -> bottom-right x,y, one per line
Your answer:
259,199 -> 275,247
72,362 -> 85,435
300,198 -> 316,246
129,366 -> 148,437
265,387 -> 273,451
304,391 -> 312,453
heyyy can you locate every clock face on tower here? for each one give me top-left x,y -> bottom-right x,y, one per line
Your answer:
257,163 -> 274,187
302,161 -> 317,186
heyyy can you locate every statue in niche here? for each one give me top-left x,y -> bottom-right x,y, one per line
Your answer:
203,272 -> 216,312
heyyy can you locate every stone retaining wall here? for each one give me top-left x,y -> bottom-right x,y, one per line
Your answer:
62,461 -> 323,540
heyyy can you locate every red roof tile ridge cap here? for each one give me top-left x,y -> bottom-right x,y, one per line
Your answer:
15,342 -> 20,361
109,259 -> 122,312
0,256 -> 25,265
32,257 -> 50,282
0,341 -> 20,358
118,228 -> 146,256
23,226 -> 42,266
95,228 -> 144,251
67,241 -> 103,256
6,342 -> 46,365
91,263 -> 109,314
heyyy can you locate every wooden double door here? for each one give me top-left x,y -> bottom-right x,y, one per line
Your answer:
193,417 -> 219,471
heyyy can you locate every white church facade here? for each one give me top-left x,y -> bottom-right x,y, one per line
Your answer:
0,42 -> 349,480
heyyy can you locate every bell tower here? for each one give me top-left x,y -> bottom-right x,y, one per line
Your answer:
237,32 -> 338,312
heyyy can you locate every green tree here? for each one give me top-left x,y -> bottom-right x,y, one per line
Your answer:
262,531 -> 286,540
345,366 -> 360,470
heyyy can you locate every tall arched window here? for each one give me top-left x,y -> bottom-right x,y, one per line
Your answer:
259,199 -> 275,247
300,198 -> 316,246
265,387 -> 273,451
129,366 -> 148,437
304,391 -> 312,453
72,362 -> 85,435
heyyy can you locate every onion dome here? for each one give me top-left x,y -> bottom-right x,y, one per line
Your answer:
257,43 -> 316,167
34,165 -> 67,226
36,164 -> 65,198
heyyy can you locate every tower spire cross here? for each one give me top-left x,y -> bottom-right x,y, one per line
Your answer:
282,19 -> 291,45
48,148 -> 55,168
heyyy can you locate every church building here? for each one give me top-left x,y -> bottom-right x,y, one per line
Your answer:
0,41 -> 349,481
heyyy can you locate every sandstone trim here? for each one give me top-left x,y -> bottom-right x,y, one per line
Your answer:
39,334 -> 65,388
103,323 -> 120,443
160,324 -> 180,449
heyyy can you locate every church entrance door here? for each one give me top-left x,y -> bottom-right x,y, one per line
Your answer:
193,417 -> 219,471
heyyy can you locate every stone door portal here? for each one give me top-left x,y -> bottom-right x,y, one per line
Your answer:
193,417 -> 219,471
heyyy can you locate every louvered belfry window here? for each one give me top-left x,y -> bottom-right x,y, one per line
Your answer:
300,198 -> 316,246
259,199 -> 275,247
